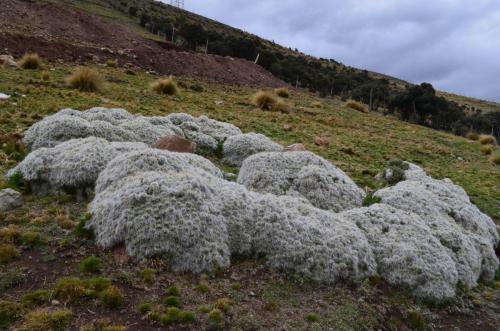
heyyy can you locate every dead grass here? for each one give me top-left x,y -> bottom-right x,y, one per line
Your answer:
0,243 -> 19,263
274,87 -> 290,98
150,77 -> 178,95
346,100 -> 367,112
66,67 -> 104,93
18,53 -> 42,70
106,59 -> 118,68
479,134 -> 497,146
466,131 -> 479,141
16,308 -> 72,331
480,145 -> 493,155
490,152 -> 500,165
252,90 -> 277,110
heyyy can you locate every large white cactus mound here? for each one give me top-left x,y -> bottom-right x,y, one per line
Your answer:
374,163 -> 499,288
238,151 -> 365,212
23,108 -> 242,151
7,137 -> 147,195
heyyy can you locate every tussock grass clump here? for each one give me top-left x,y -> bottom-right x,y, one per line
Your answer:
480,145 -> 493,155
100,286 -> 124,308
306,312 -> 320,322
53,277 -> 88,302
18,53 -> 42,70
273,100 -> 292,114
85,277 -> 111,293
479,134 -> 497,146
161,307 -> 181,325
346,100 -> 367,112
207,308 -> 224,330
274,87 -> 290,98
311,101 -> 323,109
165,285 -> 180,296
106,59 -> 118,68
0,225 -> 21,242
466,131 -> 479,141
195,283 -> 210,293
164,295 -> 181,308
150,77 -> 178,95
17,308 -> 72,331
252,90 -> 277,110
141,268 -> 155,285
21,290 -> 50,307
179,310 -> 196,324
41,71 -> 50,81
490,152 -> 500,165
0,300 -> 23,329
20,231 -> 43,248
0,244 -> 19,263
66,67 -> 104,93
214,298 -> 233,313
80,256 -> 102,274
138,302 -> 152,314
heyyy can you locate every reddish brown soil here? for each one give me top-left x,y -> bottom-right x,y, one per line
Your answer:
0,0 -> 285,87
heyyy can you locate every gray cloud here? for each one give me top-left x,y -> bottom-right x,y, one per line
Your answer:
162,0 -> 500,101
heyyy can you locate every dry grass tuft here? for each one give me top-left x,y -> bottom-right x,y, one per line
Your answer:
18,53 -> 42,70
480,145 -> 493,155
106,59 -> 118,68
0,243 -> 19,263
66,67 -> 104,93
465,131 -> 479,141
273,100 -> 293,114
311,101 -> 323,109
252,91 -> 277,110
490,152 -> 500,165
346,100 -> 367,112
274,87 -> 290,98
150,77 -> 178,95
17,308 -> 72,331
479,134 -> 497,146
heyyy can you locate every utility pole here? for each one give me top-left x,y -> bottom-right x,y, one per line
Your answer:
171,24 -> 176,43
254,53 -> 260,64
295,76 -> 299,89
369,87 -> 373,112
170,0 -> 185,9
205,40 -> 209,54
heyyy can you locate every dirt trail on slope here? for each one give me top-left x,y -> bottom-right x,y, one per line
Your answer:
0,0 -> 285,87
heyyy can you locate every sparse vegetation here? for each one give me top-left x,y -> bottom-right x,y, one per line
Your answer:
346,100 -> 367,112
150,77 -> 178,95
466,131 -> 479,141
141,268 -> 155,285
0,243 -> 20,263
207,308 -> 224,330
274,87 -> 290,98
490,152 -> 500,165
18,53 -> 42,70
100,286 -> 125,308
164,295 -> 181,308
0,300 -> 23,329
138,302 -> 152,314
66,67 -> 104,92
80,256 -> 102,274
306,312 -> 320,322
363,194 -> 382,207
16,308 -> 72,331
21,290 -> 51,307
106,59 -> 118,68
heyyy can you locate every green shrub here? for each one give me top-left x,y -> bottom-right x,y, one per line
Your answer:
100,286 -> 124,308
106,59 -> 118,68
0,244 -> 20,263
306,312 -> 320,322
20,231 -> 43,248
66,67 -> 104,93
150,77 -> 178,95
363,194 -> 382,207
19,53 -> 42,70
138,302 -> 152,314
53,277 -> 88,302
0,300 -> 23,329
195,283 -> 210,293
85,277 -> 111,293
21,290 -> 50,307
161,307 -> 180,325
207,308 -> 224,330
141,268 -> 155,285
164,295 -> 181,308
74,213 -> 94,239
6,171 -> 25,191
17,308 -> 72,331
165,285 -> 181,296
80,256 -> 102,274
179,310 -> 196,324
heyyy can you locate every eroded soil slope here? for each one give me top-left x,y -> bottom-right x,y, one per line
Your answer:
0,0 -> 284,87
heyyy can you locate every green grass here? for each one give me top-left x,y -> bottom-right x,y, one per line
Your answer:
0,65 -> 498,223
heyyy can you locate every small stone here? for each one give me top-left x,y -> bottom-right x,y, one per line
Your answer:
51,300 -> 60,305
282,124 -> 293,131
153,135 -> 197,153
284,143 -> 307,152
314,136 -> 330,146
0,55 -> 17,67
0,188 -> 23,212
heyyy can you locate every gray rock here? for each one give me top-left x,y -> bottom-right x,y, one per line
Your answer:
0,188 -> 22,211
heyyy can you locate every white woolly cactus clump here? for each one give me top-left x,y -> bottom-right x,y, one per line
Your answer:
223,133 -> 283,166
8,137 -> 147,195
238,151 -> 365,212
88,149 -> 376,281
374,164 -> 499,287
23,108 -> 242,151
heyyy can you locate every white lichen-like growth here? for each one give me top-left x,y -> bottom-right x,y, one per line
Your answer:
374,163 -> 499,288
9,137 -> 147,195
223,133 -> 283,166
238,152 -> 365,212
89,149 -> 376,281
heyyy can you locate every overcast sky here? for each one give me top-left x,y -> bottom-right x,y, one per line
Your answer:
163,0 -> 500,102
